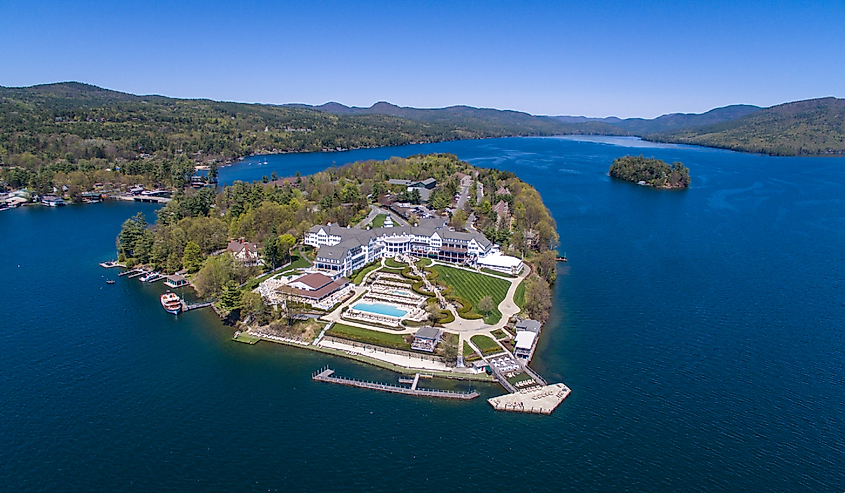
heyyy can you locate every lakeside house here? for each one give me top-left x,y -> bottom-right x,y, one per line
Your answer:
40,195 -> 65,207
305,218 -> 494,278
227,238 -> 261,266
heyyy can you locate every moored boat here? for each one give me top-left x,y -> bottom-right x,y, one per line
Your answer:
160,291 -> 182,314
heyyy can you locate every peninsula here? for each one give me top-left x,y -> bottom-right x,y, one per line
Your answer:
110,153 -> 569,414
609,155 -> 691,188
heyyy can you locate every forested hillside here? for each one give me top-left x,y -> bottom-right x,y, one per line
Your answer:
647,97 -> 845,156
0,82 -> 620,194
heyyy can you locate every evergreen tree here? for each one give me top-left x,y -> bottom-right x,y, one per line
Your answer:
221,280 -> 242,309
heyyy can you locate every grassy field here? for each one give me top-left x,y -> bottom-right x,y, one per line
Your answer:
470,335 -> 502,355
326,323 -> 410,350
416,258 -> 432,267
431,265 -> 511,323
514,280 -> 526,310
371,214 -> 387,228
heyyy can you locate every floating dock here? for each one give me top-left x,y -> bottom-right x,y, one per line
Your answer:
312,367 -> 479,400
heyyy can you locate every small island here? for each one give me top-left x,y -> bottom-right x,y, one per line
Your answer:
609,155 -> 691,188
107,153 -> 570,414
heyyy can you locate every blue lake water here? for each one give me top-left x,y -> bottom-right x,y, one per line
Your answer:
352,302 -> 408,318
1,136 -> 843,492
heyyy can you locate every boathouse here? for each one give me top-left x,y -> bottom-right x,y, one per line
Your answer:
164,274 -> 189,288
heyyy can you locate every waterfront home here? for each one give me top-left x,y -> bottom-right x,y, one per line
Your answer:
227,238 -> 261,266
40,195 -> 65,207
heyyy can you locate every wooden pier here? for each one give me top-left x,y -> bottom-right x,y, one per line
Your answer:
312,367 -> 479,400
181,300 -> 214,312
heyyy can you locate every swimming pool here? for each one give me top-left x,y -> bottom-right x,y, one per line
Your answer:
352,302 -> 408,318
391,290 -> 409,296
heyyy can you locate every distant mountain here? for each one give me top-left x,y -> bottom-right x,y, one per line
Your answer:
553,104 -> 762,134
648,97 -> 845,156
288,101 -> 626,136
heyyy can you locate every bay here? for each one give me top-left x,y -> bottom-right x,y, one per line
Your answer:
1,137 -> 843,492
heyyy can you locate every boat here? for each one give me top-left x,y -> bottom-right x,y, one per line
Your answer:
161,291 -> 182,314
556,253 -> 568,262
139,271 -> 158,282
106,280 -> 115,284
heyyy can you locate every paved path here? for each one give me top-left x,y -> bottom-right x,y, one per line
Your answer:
318,339 -> 452,371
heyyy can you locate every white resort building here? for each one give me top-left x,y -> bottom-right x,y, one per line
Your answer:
305,218 -> 499,278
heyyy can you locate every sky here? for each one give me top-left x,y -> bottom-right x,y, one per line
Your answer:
1,0 -> 843,118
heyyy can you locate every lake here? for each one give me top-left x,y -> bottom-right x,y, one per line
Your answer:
1,136 -> 843,492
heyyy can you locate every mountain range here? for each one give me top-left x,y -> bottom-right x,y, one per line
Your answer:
2,82 -> 843,162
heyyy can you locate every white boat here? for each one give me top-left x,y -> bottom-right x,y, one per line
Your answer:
160,292 -> 182,314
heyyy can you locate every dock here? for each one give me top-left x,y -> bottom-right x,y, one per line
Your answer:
312,367 -> 479,400
126,270 -> 146,279
487,383 -> 571,415
233,331 -> 261,345
181,300 -> 213,312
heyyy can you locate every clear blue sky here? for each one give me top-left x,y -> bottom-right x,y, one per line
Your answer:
1,0 -> 843,118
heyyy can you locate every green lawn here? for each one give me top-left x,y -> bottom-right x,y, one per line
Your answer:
371,214 -> 387,228
514,280 -> 526,310
274,255 -> 311,278
416,258 -> 432,268
327,323 -> 410,350
463,341 -> 480,360
431,265 -> 511,324
480,267 -> 516,278
384,257 -> 406,269
470,335 -> 503,355
491,329 -> 508,340
351,262 -> 381,285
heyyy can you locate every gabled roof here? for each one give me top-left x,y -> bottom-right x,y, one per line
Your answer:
515,319 -> 542,332
292,272 -> 334,290
414,327 -> 441,340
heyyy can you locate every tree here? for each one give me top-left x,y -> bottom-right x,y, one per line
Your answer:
240,291 -> 268,323
277,233 -> 296,262
426,302 -> 443,324
524,276 -> 552,323
451,209 -> 467,231
208,162 -> 218,184
478,295 -> 494,315
182,241 -> 203,273
537,250 -> 558,283
221,280 -> 242,310
263,235 -> 280,269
